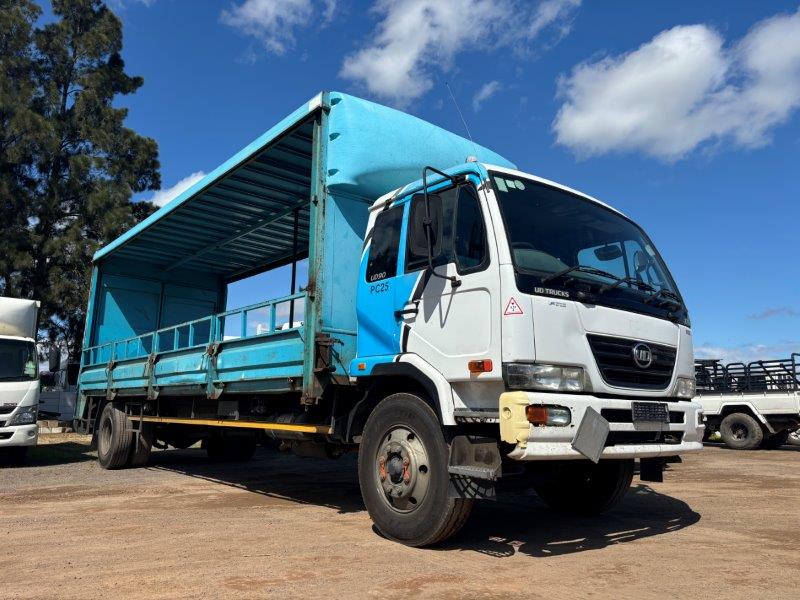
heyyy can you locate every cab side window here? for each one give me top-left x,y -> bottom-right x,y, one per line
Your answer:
366,205 -> 403,282
406,185 -> 488,274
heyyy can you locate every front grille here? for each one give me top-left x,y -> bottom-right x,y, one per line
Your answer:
588,334 -> 676,390
0,404 -> 16,415
0,432 -> 12,440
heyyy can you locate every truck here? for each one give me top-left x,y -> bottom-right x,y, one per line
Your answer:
39,355 -> 79,422
73,92 -> 704,546
0,298 -> 41,464
695,356 -> 800,449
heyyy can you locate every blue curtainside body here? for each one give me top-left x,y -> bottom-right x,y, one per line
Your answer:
76,91 -> 514,415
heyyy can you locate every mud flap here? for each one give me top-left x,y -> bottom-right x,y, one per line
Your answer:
640,457 -> 665,482
447,436 -> 501,500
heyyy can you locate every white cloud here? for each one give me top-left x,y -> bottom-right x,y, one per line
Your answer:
221,0 -> 337,55
148,172 -> 207,208
748,306 -> 799,320
472,81 -> 502,112
553,7 -> 800,160
340,0 -> 581,107
695,341 -> 800,364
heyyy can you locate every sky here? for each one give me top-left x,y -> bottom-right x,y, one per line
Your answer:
74,0 -> 800,363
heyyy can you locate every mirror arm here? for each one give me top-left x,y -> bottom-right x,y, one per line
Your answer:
421,166 -> 462,289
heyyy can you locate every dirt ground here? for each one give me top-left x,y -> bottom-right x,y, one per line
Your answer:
1,435 -> 798,599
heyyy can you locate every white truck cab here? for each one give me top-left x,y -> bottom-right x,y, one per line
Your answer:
360,163 -> 702,456
0,298 -> 41,463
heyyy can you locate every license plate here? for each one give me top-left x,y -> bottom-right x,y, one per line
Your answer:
632,401 -> 669,424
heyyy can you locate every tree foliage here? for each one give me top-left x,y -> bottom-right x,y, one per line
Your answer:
0,0 -> 160,359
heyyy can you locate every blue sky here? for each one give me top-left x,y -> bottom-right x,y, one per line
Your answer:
91,0 -> 799,362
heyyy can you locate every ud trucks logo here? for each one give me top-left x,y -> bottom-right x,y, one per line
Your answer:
632,343 -> 653,369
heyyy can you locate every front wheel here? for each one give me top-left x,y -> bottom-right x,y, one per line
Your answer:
358,393 -> 472,547
720,413 -> 764,450
533,459 -> 634,515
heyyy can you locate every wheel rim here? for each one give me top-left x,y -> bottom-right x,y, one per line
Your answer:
99,413 -> 113,456
731,423 -> 748,440
374,425 -> 431,513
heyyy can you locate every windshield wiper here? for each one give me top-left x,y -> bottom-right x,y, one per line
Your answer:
598,277 -> 656,294
540,265 -> 621,285
644,288 -> 684,309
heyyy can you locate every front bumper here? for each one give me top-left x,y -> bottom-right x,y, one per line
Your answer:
500,391 -> 704,461
0,423 -> 38,448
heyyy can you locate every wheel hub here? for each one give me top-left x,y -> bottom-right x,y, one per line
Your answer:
375,426 -> 430,513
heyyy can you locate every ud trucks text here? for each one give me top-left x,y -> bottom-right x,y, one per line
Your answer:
0,298 -> 40,463
73,92 -> 704,546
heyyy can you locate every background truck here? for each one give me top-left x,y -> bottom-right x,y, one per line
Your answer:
0,297 -> 40,463
39,354 -> 79,422
73,92 -> 704,546
695,356 -> 800,449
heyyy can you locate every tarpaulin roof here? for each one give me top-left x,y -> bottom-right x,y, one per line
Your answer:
95,92 -> 515,280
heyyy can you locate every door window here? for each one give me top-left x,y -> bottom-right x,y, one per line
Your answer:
405,185 -> 488,274
453,186 -> 488,273
366,205 -> 403,282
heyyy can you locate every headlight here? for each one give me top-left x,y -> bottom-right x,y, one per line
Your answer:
675,376 -> 696,399
8,405 -> 38,426
503,363 -> 588,392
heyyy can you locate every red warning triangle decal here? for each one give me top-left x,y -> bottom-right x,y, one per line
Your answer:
504,297 -> 524,315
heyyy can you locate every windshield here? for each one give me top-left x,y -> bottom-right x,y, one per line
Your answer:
0,339 -> 38,382
491,172 -> 687,322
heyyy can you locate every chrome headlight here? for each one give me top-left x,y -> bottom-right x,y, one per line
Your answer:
8,405 -> 38,426
675,376 -> 696,399
503,363 -> 588,392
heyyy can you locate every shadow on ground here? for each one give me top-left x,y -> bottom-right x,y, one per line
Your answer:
0,441 -> 96,467
148,446 -> 700,556
439,483 -> 700,557
148,446 -> 366,514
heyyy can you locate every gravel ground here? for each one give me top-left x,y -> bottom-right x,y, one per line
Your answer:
1,435 -> 798,599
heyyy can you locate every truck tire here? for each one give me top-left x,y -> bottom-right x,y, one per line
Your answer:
128,423 -> 155,467
97,402 -> 133,469
533,459 -> 634,515
203,431 -> 257,462
720,413 -> 764,450
358,393 -> 473,547
760,430 -> 790,450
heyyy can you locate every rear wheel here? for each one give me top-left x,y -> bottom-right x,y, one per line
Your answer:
760,430 -> 790,450
203,431 -> 257,462
720,413 -> 764,450
358,393 -> 472,547
97,402 -> 133,469
533,459 -> 634,515
128,423 -> 155,467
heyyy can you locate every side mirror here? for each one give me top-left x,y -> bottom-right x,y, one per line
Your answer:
48,346 -> 61,373
594,244 -> 623,262
409,193 -> 443,260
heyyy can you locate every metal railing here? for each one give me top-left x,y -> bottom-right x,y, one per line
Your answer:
82,291 -> 306,367
695,353 -> 800,394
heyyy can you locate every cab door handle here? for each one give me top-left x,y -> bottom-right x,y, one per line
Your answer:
394,301 -> 419,318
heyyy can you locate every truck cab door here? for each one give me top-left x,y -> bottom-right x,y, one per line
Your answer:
396,182 -> 501,381
356,204 -> 407,359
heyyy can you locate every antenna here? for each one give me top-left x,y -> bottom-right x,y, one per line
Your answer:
445,81 -> 478,158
